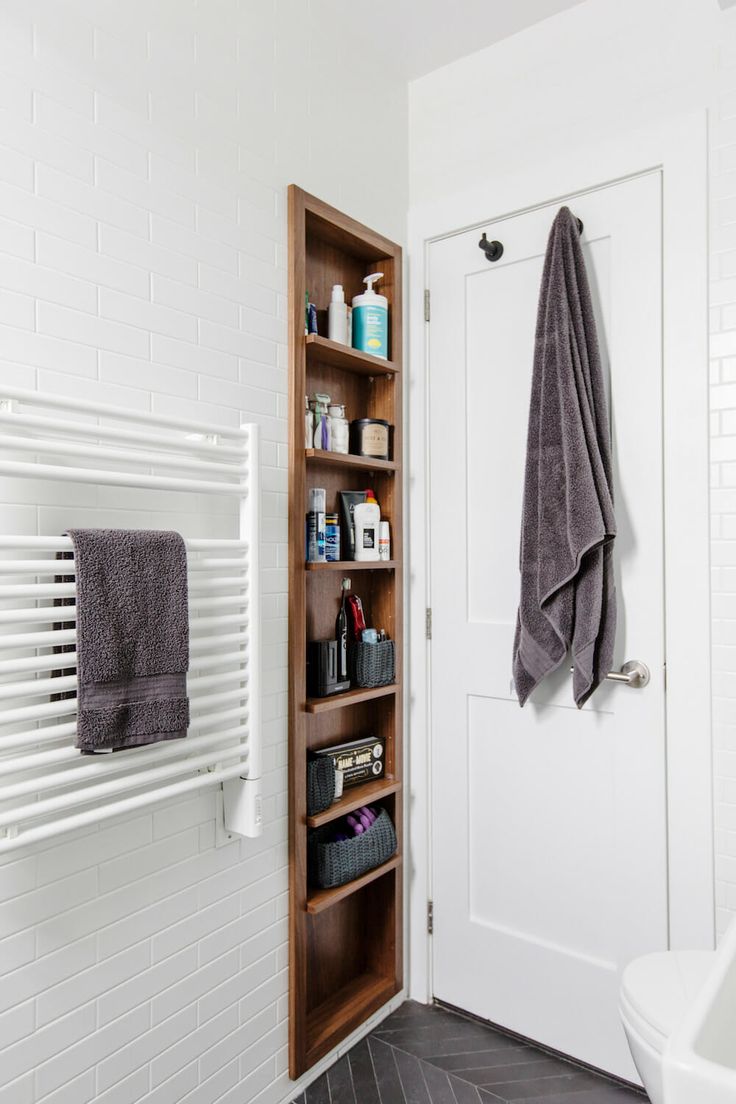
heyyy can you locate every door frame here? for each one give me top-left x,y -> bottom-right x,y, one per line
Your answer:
406,111 -> 713,1004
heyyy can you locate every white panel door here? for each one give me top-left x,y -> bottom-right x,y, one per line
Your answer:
428,173 -> 666,1081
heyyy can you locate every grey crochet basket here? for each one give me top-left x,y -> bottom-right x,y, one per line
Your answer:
350,640 -> 395,689
306,756 -> 336,817
308,807 -> 397,889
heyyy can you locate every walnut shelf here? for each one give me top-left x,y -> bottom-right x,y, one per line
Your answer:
306,448 -> 397,473
306,778 -> 401,828
289,186 -> 403,1078
306,333 -> 399,376
305,559 -> 398,572
306,856 -> 402,914
305,684 -> 398,714
305,972 -> 398,1068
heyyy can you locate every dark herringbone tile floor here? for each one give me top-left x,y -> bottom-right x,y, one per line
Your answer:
291,1001 -> 648,1104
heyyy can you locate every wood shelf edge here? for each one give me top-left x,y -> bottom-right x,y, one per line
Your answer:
305,560 -> 398,572
305,779 -> 401,828
306,855 -> 401,914
305,448 -> 397,472
305,684 -> 398,714
304,973 -> 400,1068
305,334 -> 399,376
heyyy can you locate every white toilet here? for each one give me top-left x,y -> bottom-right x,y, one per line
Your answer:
619,950 -> 714,1104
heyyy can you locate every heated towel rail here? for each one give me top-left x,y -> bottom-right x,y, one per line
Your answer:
0,385 -> 261,854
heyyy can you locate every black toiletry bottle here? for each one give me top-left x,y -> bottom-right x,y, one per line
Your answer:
336,578 -> 349,682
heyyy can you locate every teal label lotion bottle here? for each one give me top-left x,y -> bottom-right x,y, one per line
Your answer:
352,272 -> 388,359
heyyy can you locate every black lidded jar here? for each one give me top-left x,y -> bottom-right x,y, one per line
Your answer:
350,418 -> 391,462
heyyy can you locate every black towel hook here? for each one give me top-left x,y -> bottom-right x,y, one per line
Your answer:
478,233 -> 503,262
479,214 -> 582,263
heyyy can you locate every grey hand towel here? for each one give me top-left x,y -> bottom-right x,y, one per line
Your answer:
68,528 -> 190,751
513,207 -> 616,708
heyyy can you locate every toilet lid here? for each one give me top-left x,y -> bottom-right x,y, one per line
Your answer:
621,950 -> 714,1040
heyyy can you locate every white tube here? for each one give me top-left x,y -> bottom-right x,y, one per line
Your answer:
0,762 -> 249,855
182,558 -> 247,571
0,558 -> 247,575
0,673 -> 77,699
0,383 -> 249,441
0,432 -> 243,476
0,561 -> 75,575
187,576 -> 248,592
0,410 -> 248,458
0,458 -> 244,496
0,650 -> 243,677
0,724 -> 248,779
0,577 -> 247,598
0,583 -> 74,599
190,687 -> 248,713
190,613 -> 249,632
2,698 -> 78,725
188,704 -> 247,732
0,703 -> 246,756
0,721 -> 77,752
187,669 -> 247,694
190,631 -> 249,652
190,653 -> 247,674
0,629 -> 76,649
0,744 -> 248,829
0,599 -> 247,624
240,422 -> 261,780
0,651 -> 78,676
0,665 -> 246,702
0,537 -> 247,550
0,727 -> 249,795
0,628 -> 247,653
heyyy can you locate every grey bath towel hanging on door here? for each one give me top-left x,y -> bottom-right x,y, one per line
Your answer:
513,206 -> 616,708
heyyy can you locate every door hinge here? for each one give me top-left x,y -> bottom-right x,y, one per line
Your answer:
427,900 -> 434,934
425,607 -> 432,640
424,289 -> 431,323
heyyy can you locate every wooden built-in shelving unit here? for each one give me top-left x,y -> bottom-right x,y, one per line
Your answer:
288,186 -> 403,1077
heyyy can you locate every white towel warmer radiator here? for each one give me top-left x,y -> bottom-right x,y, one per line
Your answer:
0,385 -> 262,854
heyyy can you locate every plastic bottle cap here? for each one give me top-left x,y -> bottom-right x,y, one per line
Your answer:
364,488 -> 377,504
331,284 -> 345,303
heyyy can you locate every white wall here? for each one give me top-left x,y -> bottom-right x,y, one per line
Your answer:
0,2 -> 407,1103
409,0 -> 736,938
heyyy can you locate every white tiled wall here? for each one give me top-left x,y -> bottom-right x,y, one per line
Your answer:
0,2 -> 407,1102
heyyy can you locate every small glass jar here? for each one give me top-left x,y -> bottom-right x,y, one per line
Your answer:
304,395 -> 313,449
328,403 -> 349,454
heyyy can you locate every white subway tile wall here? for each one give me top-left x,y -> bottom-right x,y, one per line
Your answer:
713,38 -> 736,939
0,2 -> 407,1103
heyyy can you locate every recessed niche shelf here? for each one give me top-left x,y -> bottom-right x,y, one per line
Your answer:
289,185 -> 403,1077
